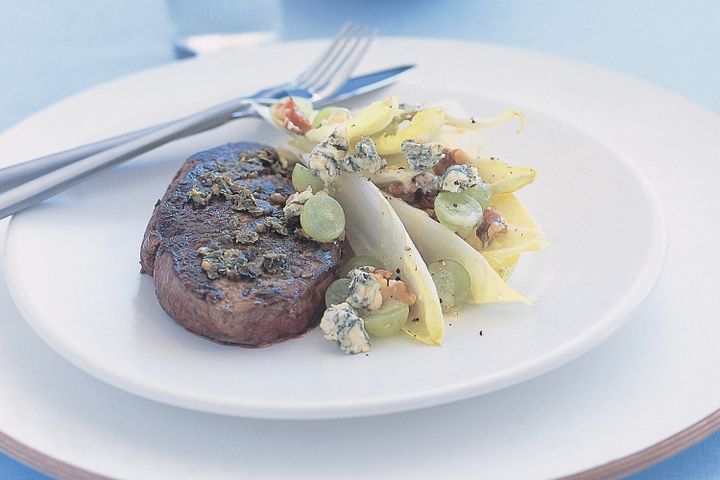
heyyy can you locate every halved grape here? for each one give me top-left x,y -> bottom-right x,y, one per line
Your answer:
362,299 -> 410,337
428,259 -> 471,312
434,191 -> 484,237
311,107 -> 335,129
292,163 -> 325,193
463,183 -> 492,210
300,195 -> 346,242
325,278 -> 351,307
338,255 -> 384,277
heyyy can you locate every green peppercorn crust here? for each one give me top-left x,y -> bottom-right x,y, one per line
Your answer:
140,142 -> 343,347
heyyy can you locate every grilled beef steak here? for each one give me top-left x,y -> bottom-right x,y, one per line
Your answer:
140,142 -> 343,347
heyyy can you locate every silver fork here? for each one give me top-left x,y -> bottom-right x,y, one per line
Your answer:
0,22 -> 373,193
0,24 -> 374,219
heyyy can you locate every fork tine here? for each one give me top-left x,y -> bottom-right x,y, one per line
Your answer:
293,22 -> 355,86
309,28 -> 375,99
297,25 -> 364,91
296,23 -> 362,90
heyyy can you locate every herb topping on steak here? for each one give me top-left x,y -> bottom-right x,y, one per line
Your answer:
140,142 -> 343,347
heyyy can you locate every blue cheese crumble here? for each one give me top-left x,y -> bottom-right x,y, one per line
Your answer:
342,137 -> 386,174
346,267 -> 384,311
441,164 -> 480,192
320,302 -> 371,354
393,102 -> 423,123
401,140 -> 445,172
398,102 -> 423,112
307,129 -> 348,184
282,186 -> 313,218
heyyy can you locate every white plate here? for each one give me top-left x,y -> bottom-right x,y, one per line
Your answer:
3,85 -> 665,420
0,37 -> 717,479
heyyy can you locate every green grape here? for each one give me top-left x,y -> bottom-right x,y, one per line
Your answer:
362,299 -> 410,337
463,183 -> 492,210
428,259 -> 471,313
300,195 -> 346,242
292,163 -> 325,193
325,278 -> 351,307
434,192 -> 484,237
338,255 -> 384,277
311,106 -> 336,129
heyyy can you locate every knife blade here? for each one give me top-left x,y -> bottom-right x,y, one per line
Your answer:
314,64 -> 415,107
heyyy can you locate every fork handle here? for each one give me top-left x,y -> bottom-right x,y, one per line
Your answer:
0,122 -> 172,191
0,96 -> 265,191
0,101 -> 258,220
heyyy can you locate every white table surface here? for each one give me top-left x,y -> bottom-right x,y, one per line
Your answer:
1,1 -> 718,478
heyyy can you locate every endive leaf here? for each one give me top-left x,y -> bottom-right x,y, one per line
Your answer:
387,196 -> 531,305
305,97 -> 398,143
482,252 -> 521,281
472,159 -> 537,195
332,175 -> 445,345
466,193 -> 548,257
372,109 -> 446,155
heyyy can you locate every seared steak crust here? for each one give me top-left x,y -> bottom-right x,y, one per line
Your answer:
140,142 -> 342,346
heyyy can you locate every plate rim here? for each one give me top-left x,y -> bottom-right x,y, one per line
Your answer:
0,35 -> 717,479
2,77 -> 669,421
4,408 -> 719,480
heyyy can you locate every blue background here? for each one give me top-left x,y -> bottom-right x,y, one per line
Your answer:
1,1 -> 718,478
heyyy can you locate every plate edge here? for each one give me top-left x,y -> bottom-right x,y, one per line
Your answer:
1,83 -> 669,420
2,408 -> 719,480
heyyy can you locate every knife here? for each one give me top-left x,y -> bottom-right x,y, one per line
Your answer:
313,64 -> 414,107
0,64 -> 415,192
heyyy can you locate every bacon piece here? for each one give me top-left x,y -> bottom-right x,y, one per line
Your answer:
386,280 -> 417,305
387,181 -> 406,197
386,173 -> 440,210
404,190 -> 438,210
273,97 -> 312,135
371,270 -> 417,305
433,147 -> 472,175
372,269 -> 394,280
476,207 -> 508,248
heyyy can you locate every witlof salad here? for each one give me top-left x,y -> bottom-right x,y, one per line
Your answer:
266,96 -> 547,354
